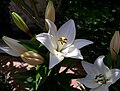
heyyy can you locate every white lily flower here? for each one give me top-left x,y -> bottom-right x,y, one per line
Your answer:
36,19 -> 93,69
78,56 -> 120,91
0,36 -> 27,57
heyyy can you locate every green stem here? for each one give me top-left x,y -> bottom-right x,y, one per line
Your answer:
56,0 -> 62,12
12,0 -> 44,31
29,0 -> 40,21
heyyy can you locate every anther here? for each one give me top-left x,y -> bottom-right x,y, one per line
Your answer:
58,37 -> 67,45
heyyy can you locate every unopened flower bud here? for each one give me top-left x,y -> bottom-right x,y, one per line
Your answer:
12,12 -> 32,37
21,51 -> 44,65
0,36 -> 27,57
45,1 -> 55,31
110,31 -> 120,60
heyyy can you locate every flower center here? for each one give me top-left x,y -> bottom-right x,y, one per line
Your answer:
58,37 -> 67,45
94,74 -> 108,84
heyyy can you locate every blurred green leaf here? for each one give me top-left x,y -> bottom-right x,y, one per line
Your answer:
19,39 -> 40,52
15,69 -> 35,76
104,52 -> 113,69
116,55 -> 120,69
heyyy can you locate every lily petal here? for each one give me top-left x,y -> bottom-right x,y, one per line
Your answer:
81,61 -> 99,74
94,56 -> 110,76
46,19 -> 57,37
36,33 -> 56,54
49,52 -> 64,69
110,69 -> 120,84
46,19 -> 57,49
73,39 -> 93,49
57,19 -> 76,49
0,46 -> 22,57
1,36 -> 27,56
90,84 -> 109,91
62,46 -> 83,59
78,74 -> 99,88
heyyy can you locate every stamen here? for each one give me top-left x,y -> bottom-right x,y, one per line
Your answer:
58,37 -> 67,45
95,74 -> 104,79
94,74 -> 107,84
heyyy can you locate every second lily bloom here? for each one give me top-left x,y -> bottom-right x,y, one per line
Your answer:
36,19 -> 93,69
77,56 -> 120,91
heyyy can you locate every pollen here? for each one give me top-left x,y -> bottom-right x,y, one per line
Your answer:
58,37 -> 67,45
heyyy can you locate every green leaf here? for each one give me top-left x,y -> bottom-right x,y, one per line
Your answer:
116,55 -> 120,69
19,39 -> 40,52
104,52 -> 113,69
36,65 -> 42,90
55,73 -> 73,91
35,64 -> 51,90
15,69 -> 35,76
111,86 -> 119,91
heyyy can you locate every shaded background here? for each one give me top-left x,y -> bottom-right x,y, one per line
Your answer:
0,0 -> 45,39
0,0 -> 12,38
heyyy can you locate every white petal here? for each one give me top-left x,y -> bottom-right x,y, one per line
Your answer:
81,61 -> 99,74
94,56 -> 110,77
90,84 -> 109,91
0,46 -> 22,57
45,19 -> 57,37
110,69 -> 120,84
78,74 -> 99,88
49,34 -> 57,50
2,36 -> 27,55
62,46 -> 83,59
73,39 -> 93,49
57,19 -> 76,49
45,19 -> 57,49
49,52 -> 64,69
36,33 -> 56,54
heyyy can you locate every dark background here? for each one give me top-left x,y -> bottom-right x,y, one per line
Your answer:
0,0 -> 12,38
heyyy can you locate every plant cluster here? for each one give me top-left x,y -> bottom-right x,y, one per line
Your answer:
0,0 -> 120,91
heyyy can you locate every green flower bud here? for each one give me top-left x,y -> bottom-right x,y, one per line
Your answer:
12,12 -> 32,37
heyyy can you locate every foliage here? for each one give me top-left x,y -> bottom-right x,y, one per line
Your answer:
0,72 -> 12,91
0,0 -> 120,91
